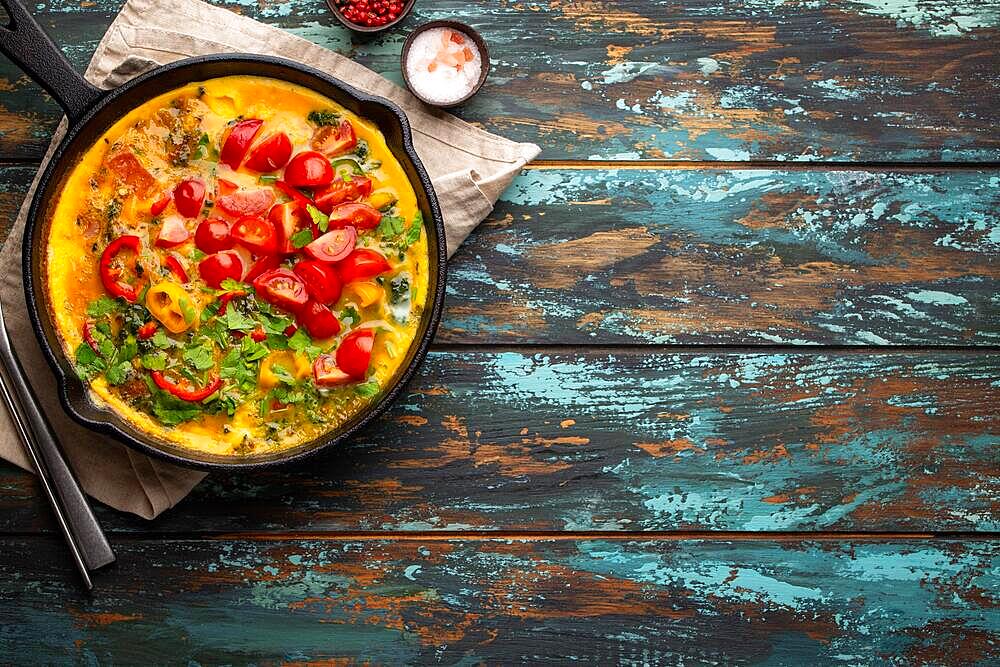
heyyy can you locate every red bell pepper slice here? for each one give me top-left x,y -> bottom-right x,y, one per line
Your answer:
82,320 -> 101,354
165,255 -> 189,283
99,235 -> 142,303
151,370 -> 222,402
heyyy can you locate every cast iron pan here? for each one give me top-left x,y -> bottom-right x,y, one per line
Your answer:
0,0 -> 447,470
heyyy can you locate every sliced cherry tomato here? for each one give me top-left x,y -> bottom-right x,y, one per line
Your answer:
199,252 -> 244,289
107,152 -> 156,196
293,260 -> 343,304
252,268 -> 309,313
195,218 -> 234,254
297,300 -> 341,339
274,180 -> 314,211
336,328 -> 375,380
327,202 -> 381,230
151,370 -> 222,402
217,290 -> 246,316
165,254 -> 189,282
311,119 -> 357,157
155,215 -> 190,248
174,178 -> 206,218
337,248 -> 390,284
231,216 -> 279,255
82,320 -> 101,353
313,177 -> 372,214
242,257 -> 279,286
312,353 -> 353,386
269,201 -> 312,254
99,235 -> 142,302
283,151 -> 334,188
245,132 -> 292,172
150,192 -> 172,216
250,328 -> 268,342
220,119 -> 263,169
305,227 -> 357,263
216,189 -> 275,218
217,178 -> 238,197
137,321 -> 158,340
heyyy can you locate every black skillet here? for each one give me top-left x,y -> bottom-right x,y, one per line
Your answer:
0,0 -> 447,470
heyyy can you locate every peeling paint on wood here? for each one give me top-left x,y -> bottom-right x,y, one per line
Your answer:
1,351 -> 995,533
1,0 -> 1000,160
1,537 -> 997,664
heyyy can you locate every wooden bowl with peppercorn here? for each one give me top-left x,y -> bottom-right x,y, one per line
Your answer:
327,0 -> 416,34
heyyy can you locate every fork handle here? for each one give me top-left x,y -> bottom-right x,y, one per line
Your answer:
0,324 -> 115,573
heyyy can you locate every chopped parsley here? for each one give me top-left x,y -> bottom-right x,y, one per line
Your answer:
307,110 -> 340,126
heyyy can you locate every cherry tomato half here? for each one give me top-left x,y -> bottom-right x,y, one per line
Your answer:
327,202 -> 381,230
313,176 -> 372,214
293,260 -> 343,304
336,328 -> 375,380
297,300 -> 341,339
216,189 -> 275,218
304,227 -> 356,263
252,268 -> 310,313
268,202 -> 312,254
337,248 -> 390,284
245,254 -> 282,283
220,119 -> 263,169
313,353 -> 353,386
155,215 -> 189,248
231,216 -> 279,255
174,178 -> 206,218
199,251 -> 244,289
311,119 -> 357,157
244,132 -> 292,172
195,218 -> 234,254
283,151 -> 334,188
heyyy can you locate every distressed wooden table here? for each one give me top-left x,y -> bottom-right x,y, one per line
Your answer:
1,0 -> 999,663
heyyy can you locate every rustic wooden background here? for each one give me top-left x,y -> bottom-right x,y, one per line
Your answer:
1,0 -> 998,663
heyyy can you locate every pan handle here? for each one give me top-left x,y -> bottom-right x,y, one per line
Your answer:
0,0 -> 104,124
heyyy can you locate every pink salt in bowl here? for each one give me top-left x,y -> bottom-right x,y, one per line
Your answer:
401,20 -> 490,108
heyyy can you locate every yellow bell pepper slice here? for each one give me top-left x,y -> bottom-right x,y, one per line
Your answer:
258,351 -> 312,389
345,281 -> 383,307
145,281 -> 198,333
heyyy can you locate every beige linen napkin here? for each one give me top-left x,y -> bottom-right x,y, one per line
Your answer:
0,0 -> 540,518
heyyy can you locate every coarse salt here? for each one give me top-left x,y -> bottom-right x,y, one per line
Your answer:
405,27 -> 483,105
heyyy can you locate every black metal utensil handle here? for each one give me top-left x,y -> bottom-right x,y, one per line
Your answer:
0,301 -> 115,581
0,0 -> 104,124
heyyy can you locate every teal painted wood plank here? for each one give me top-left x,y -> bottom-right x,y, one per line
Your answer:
444,167 -> 1000,345
1,1 -> 1000,160
1,351 -> 996,533
2,165 -> 997,345
1,537 -> 997,664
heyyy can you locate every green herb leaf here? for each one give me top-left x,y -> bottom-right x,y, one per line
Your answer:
140,352 -> 167,371
355,381 -> 380,397
182,341 -> 216,371
151,390 -> 202,425
74,342 -> 105,380
104,360 -> 132,386
150,329 -> 173,349
306,205 -> 329,233
178,296 -> 197,325
339,305 -> 360,327
222,308 -> 256,332
307,110 -> 340,126
86,296 -> 122,318
258,174 -> 278,185
376,215 -> 405,237
291,228 -> 314,249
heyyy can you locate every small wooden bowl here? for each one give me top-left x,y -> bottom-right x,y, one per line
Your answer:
400,20 -> 491,108
327,0 -> 417,35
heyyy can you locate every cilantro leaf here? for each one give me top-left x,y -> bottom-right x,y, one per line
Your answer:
339,305 -> 360,327
355,381 -> 380,397
307,205 -> 329,233
182,341 -> 216,371
86,296 -> 122,318
151,390 -> 202,425
291,228 -> 314,249
141,352 -> 167,371
376,215 -> 405,237
222,308 -> 256,332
